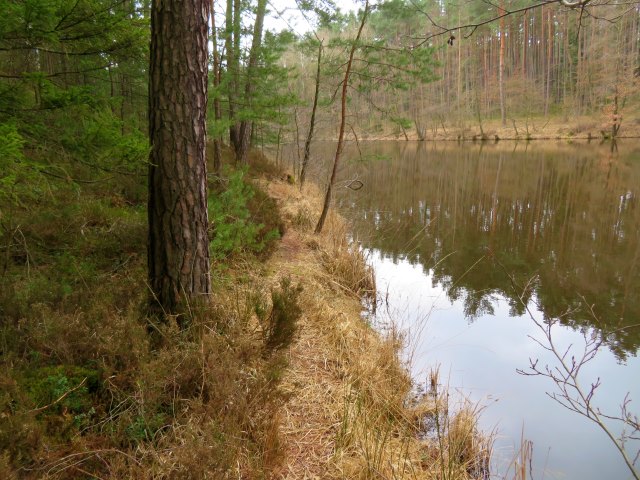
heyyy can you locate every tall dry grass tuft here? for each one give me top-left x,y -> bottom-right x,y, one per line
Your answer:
506,429 -> 534,480
319,232 -> 376,308
321,309 -> 491,480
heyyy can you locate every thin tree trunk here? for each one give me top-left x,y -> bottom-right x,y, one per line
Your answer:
108,64 -> 116,115
316,2 -> 369,234
499,0 -> 506,126
237,0 -> 267,164
210,0 -> 222,175
225,0 -> 239,150
564,10 -> 571,104
231,0 -> 241,152
148,0 -> 211,319
457,5 -> 462,120
576,14 -> 584,113
522,11 -> 528,77
300,39 -> 323,190
544,8 -> 553,116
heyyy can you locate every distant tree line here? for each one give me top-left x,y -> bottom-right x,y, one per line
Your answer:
289,0 -> 640,140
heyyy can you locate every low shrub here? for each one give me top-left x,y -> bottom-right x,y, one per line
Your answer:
0,147 -> 294,478
208,168 -> 281,260
263,277 -> 303,354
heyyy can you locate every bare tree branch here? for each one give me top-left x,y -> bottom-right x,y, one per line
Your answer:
410,0 -> 607,46
495,258 -> 640,479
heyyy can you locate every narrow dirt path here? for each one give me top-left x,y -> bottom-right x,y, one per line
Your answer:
263,181 -> 345,479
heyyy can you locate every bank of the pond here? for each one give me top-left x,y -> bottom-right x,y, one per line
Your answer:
265,177 -> 491,479
313,139 -> 640,480
340,115 -> 640,142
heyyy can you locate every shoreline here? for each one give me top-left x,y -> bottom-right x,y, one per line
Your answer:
265,176 -> 490,479
320,115 -> 640,143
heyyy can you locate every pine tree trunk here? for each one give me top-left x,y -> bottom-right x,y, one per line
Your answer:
576,17 -> 584,113
499,0 -> 506,126
522,11 -> 527,77
225,0 -> 239,151
148,0 -> 211,319
544,8 -> 553,116
457,5 -> 462,119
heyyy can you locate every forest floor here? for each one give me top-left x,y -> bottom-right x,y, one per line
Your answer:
355,114 -> 640,142
0,152 -> 489,479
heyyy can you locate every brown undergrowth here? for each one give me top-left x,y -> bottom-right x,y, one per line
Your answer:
0,150 -> 291,479
0,149 -> 489,479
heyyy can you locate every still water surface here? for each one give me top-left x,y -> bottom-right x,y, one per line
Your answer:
312,140 -> 640,479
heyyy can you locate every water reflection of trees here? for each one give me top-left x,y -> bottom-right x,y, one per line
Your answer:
335,142 -> 640,360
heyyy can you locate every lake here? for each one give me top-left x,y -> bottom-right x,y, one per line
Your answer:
299,140 -> 640,479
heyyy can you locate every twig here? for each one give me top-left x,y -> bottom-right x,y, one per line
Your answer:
30,377 -> 87,414
412,0 -> 591,46
495,258 -> 640,479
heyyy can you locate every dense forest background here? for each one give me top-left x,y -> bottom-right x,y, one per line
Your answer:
285,0 -> 640,142
2,0 -> 639,183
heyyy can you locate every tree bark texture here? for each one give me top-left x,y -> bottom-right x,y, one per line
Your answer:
148,0 -> 211,316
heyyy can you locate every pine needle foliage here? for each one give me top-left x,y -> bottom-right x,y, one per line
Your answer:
208,168 -> 281,259
264,277 -> 303,354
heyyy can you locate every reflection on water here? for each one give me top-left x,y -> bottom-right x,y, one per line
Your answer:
333,141 -> 640,361
307,140 -> 640,479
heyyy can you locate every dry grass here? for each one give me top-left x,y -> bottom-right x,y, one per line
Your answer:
503,429 -> 534,480
320,232 -> 376,307
266,178 -> 492,479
